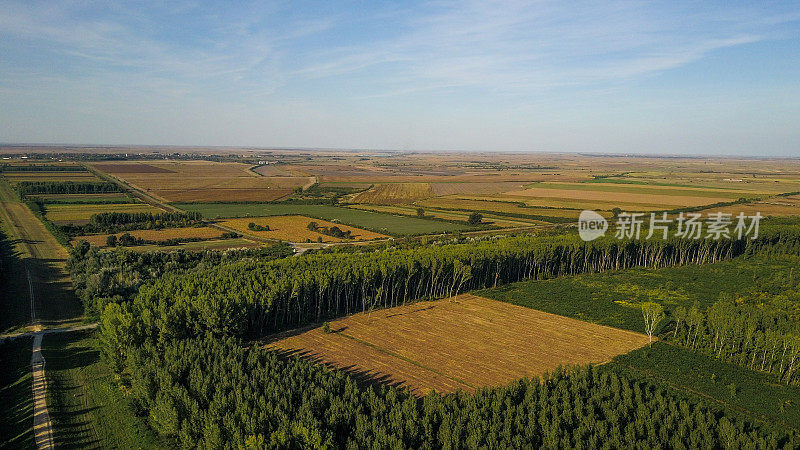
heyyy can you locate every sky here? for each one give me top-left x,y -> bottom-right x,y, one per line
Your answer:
1,1 -> 799,156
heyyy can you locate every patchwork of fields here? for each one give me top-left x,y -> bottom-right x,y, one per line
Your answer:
45,203 -> 161,224
74,226 -> 226,247
267,294 -> 651,395
91,160 -> 303,202
221,215 -> 388,242
176,203 -> 480,235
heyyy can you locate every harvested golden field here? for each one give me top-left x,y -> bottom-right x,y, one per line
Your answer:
703,195 -> 800,217
417,197 -> 594,219
131,238 -> 261,252
267,294 -> 651,395
46,203 -> 161,223
347,204 -> 540,227
154,188 -> 292,202
350,183 -> 434,204
91,160 -> 302,202
221,215 -> 389,242
503,187 -> 730,208
429,181 -> 527,196
74,226 -> 225,246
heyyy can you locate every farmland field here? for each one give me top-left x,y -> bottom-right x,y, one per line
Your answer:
478,253 -> 800,333
31,193 -> 134,203
348,204 -> 542,227
267,294 -> 650,395
610,343 -> 800,432
74,226 -> 225,246
221,215 -> 388,242
45,203 -> 162,224
349,182 -> 434,204
91,160 -> 302,202
176,203 -> 479,235
1,172 -> 100,185
416,196 -> 592,220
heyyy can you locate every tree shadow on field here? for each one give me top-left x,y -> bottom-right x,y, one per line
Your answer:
273,348 -> 420,396
43,330 -> 103,449
0,337 -> 36,449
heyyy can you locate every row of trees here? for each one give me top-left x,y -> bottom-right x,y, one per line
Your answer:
672,299 -> 800,384
98,230 -> 800,371
117,335 -> 790,449
60,211 -> 204,235
16,180 -> 119,195
0,163 -> 86,172
105,231 -> 240,248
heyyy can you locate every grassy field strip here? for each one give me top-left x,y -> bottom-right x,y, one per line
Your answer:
0,336 -> 35,448
43,330 -> 162,448
0,179 -> 80,324
222,215 -> 389,243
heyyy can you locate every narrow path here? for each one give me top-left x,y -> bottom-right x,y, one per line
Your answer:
0,178 -> 81,448
31,333 -> 54,449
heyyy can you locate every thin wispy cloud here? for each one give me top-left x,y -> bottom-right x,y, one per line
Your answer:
1,1 -> 798,154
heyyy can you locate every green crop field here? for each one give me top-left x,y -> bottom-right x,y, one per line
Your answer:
44,330 -> 163,449
174,203 -> 479,235
478,253 -> 800,333
609,343 -> 800,436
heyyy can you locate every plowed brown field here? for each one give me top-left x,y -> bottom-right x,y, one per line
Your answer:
267,294 -> 650,396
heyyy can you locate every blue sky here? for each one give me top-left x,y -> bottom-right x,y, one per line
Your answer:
1,1 -> 798,155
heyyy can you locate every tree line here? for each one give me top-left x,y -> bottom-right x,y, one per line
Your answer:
117,334 -> 790,449
672,298 -> 800,385
16,180 -> 120,195
0,163 -> 87,172
97,228 -> 800,372
60,211 -> 203,235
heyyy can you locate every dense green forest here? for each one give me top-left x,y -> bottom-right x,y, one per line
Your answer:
124,335 -> 790,449
66,221 -> 800,448
68,242 -> 294,316
100,228 -> 800,358
16,181 -> 120,195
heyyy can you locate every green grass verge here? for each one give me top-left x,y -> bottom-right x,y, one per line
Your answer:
0,227 -> 31,333
174,203 -> 479,236
608,342 -> 800,439
477,253 -> 800,333
43,330 -> 164,449
0,337 -> 34,449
